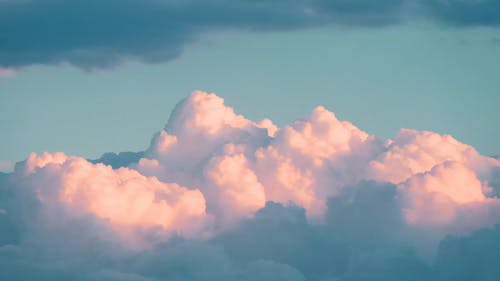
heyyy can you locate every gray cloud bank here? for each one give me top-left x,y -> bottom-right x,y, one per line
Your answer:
1,0 -> 500,69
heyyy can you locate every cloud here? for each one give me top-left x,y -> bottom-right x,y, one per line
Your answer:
1,91 -> 500,280
312,0 -> 407,25
423,0 -> 500,27
434,224 -> 500,281
11,152 -> 210,250
89,151 -> 144,169
397,161 -> 491,231
0,68 -> 15,78
0,0 -> 317,69
367,128 -> 496,184
0,160 -> 14,172
2,0 -> 500,69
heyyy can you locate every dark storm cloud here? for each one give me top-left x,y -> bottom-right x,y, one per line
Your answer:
0,0 -> 317,69
423,0 -> 500,27
313,0 -> 407,25
1,0 -> 499,69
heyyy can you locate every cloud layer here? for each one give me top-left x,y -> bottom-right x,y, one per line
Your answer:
2,0 -> 500,68
1,91 -> 500,280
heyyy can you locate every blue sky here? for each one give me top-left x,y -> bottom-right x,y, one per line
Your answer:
1,23 -> 499,169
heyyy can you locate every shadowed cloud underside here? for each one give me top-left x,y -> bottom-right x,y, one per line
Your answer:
2,0 -> 500,69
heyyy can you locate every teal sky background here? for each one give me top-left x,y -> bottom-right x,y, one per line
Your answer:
1,24 -> 499,170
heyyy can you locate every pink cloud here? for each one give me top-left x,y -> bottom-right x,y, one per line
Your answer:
15,152 -> 210,247
367,129 -> 495,184
0,68 -> 15,77
0,160 -> 14,172
6,91 -> 500,256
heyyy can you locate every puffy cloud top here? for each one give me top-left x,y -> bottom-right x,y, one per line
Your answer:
16,152 -> 209,248
368,128 -> 495,184
166,91 -> 252,136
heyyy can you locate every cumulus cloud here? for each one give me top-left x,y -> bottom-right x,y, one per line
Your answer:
0,160 -> 14,172
434,224 -> 500,281
1,91 -> 500,280
2,0 -> 500,69
423,0 -> 500,27
12,152 -> 210,250
367,128 -> 496,184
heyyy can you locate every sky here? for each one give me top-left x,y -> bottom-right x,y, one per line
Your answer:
1,2 -> 500,170
1,1 -> 500,280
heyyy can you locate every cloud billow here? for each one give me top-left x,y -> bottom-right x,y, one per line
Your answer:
1,0 -> 500,69
1,91 -> 500,280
